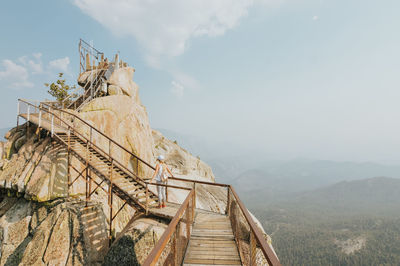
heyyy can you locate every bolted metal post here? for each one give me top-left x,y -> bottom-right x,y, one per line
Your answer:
226,186 -> 230,215
109,187 -> 113,246
166,179 -> 169,202
186,200 -> 191,240
108,159 -> 114,245
85,166 -> 89,206
85,140 -> 89,206
172,230 -> 177,265
193,183 -> 196,209
250,231 -> 257,266
108,139 -> 111,158
145,183 -> 149,215
51,115 -> 54,137
67,148 -> 70,197
38,110 -> 42,128
16,101 -> 20,128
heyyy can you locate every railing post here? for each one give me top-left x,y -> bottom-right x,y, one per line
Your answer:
51,114 -> 54,137
172,229 -> 177,264
108,139 -> 111,157
250,231 -> 257,266
145,183 -> 149,215
109,186 -> 113,246
186,198 -> 191,240
38,110 -> 42,128
226,186 -> 230,215
85,140 -> 90,206
27,105 -> 30,121
85,165 -> 89,206
193,182 -> 196,209
192,191 -> 195,222
109,159 -> 114,245
16,100 -> 21,129
67,130 -> 70,197
166,179 -> 169,202
192,186 -> 196,222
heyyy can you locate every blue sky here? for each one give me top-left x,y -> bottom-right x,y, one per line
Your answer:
1,0 -> 400,162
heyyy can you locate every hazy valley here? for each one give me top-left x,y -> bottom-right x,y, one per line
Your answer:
160,129 -> 400,265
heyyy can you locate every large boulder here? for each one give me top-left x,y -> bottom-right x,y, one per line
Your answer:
103,218 -> 167,265
0,199 -> 32,265
0,199 -> 108,266
78,95 -> 155,179
107,67 -> 139,101
152,130 -> 214,181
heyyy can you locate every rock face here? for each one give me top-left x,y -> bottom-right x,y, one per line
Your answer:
79,94 -> 155,179
103,218 -> 167,265
0,198 -> 108,266
0,127 -> 68,202
0,142 -> 4,161
0,63 -> 276,264
107,67 -> 139,100
152,130 -> 214,181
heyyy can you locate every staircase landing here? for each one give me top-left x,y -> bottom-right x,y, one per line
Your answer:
20,113 -> 66,134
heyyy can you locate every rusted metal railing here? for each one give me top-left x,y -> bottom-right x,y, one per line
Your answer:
18,99 -> 281,265
79,38 -> 104,74
144,176 -> 281,265
17,99 -> 151,241
39,101 -> 156,178
143,189 -> 195,266
228,186 -> 281,266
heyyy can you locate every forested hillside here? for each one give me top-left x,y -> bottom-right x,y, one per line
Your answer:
251,177 -> 400,265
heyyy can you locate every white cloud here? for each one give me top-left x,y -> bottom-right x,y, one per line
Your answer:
312,15 -> 319,21
48,57 -> 70,73
74,0 -> 257,62
0,53 -> 72,90
171,80 -> 185,99
33,53 -> 42,60
18,53 -> 43,74
0,59 -> 33,88
170,70 -> 201,91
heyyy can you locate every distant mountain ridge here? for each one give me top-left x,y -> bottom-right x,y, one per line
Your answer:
292,176 -> 400,213
254,176 -> 400,221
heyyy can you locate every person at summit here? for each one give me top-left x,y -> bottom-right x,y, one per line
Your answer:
150,155 -> 173,208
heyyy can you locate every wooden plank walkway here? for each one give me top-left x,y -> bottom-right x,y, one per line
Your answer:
183,212 -> 242,265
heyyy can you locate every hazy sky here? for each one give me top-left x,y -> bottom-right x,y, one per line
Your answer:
1,0 -> 400,163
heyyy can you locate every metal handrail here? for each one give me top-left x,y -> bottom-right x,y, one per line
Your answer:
18,99 -> 149,194
144,180 -> 281,265
80,38 -> 104,59
19,98 -> 280,264
143,189 -> 195,266
169,176 -> 228,187
229,186 -> 281,266
39,101 -> 156,170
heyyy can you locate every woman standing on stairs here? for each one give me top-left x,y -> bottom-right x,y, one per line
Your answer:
150,155 -> 173,208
